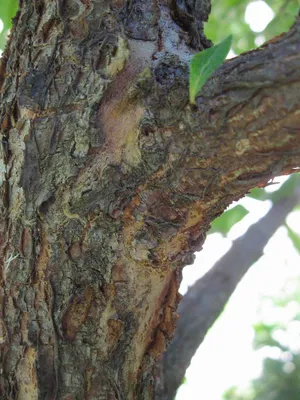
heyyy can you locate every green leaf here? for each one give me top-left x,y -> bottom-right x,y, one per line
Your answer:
248,174 -> 300,203
270,174 -> 300,204
209,204 -> 248,236
189,35 -> 232,104
0,0 -> 18,50
247,187 -> 270,201
0,0 -> 18,30
0,32 -> 7,51
252,322 -> 281,350
286,224 -> 300,253
181,376 -> 187,385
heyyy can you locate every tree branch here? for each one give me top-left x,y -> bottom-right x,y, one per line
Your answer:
160,183 -> 300,399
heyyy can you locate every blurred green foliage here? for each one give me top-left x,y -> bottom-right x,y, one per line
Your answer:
209,174 -> 300,251
223,280 -> 300,400
263,0 -> 299,44
247,174 -> 300,204
205,0 -> 299,53
0,0 -> 18,50
210,204 -> 249,235
286,225 -> 300,254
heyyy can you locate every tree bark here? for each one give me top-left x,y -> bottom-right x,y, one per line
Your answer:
0,1 -> 299,399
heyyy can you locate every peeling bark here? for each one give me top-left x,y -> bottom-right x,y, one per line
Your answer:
0,1 -> 299,399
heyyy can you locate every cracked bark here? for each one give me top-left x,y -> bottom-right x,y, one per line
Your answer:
0,1 -> 299,399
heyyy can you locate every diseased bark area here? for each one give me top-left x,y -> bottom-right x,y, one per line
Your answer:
0,0 -> 299,399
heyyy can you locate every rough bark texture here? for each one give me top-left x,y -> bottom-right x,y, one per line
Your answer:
0,0 -> 299,399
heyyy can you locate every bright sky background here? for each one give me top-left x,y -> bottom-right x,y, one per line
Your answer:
176,3 -> 299,398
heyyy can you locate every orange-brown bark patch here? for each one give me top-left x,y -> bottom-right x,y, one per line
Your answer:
147,330 -> 166,359
107,318 -> 125,350
20,227 -> 33,259
15,347 -> 38,400
62,286 -> 94,341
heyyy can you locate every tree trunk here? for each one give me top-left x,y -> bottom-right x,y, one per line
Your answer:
0,1 -> 299,399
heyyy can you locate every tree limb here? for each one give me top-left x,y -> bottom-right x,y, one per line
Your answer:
160,183 -> 300,399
